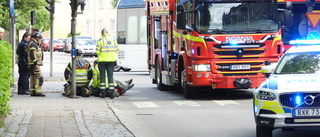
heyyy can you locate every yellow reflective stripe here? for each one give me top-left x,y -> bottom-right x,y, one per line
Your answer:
183,34 -> 208,50
214,55 -> 265,58
150,11 -> 170,15
271,35 -> 282,49
261,101 -> 285,113
173,30 -> 180,38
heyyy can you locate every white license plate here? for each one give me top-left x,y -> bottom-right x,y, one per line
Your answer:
293,109 -> 320,116
230,64 -> 250,70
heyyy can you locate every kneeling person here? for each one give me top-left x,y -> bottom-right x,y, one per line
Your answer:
91,60 -> 134,97
63,49 -> 93,97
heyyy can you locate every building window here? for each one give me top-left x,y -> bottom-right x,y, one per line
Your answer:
140,16 -> 147,43
86,20 -> 91,32
87,0 -> 91,9
128,16 -> 138,43
99,0 -> 104,8
99,19 -> 104,31
110,19 -> 115,33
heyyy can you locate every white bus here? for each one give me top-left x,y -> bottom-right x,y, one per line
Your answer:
116,0 -> 148,71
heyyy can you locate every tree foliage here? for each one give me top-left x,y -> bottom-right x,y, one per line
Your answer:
0,0 -> 50,32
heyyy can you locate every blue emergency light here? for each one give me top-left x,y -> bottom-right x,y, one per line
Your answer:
294,94 -> 303,106
289,40 -> 320,45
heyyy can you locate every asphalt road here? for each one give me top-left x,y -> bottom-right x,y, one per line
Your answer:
14,52 -> 320,137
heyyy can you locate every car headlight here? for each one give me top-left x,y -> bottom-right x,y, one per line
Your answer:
256,89 -> 276,101
193,64 -> 211,72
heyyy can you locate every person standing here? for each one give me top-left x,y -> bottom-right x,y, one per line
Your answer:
27,32 -> 45,97
16,32 -> 31,95
0,27 -> 4,40
63,49 -> 93,97
96,28 -> 119,99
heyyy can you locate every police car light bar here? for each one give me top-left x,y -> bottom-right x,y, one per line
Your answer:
289,40 -> 320,45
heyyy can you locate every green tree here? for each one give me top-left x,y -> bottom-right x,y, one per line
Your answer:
111,0 -> 119,9
0,0 -> 50,32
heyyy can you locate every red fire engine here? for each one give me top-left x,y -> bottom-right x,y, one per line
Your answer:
146,0 -> 292,98
278,0 -> 320,51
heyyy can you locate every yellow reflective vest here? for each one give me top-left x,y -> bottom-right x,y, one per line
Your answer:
65,60 -> 93,87
96,34 -> 119,62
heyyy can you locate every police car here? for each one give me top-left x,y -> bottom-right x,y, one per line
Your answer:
254,41 -> 320,137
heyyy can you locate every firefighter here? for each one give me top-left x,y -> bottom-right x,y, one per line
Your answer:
27,32 -> 45,97
96,28 -> 119,99
63,49 -> 93,97
91,60 -> 134,97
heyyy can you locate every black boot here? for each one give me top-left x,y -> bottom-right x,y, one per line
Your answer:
125,79 -> 133,85
23,90 -> 30,95
31,93 -> 46,97
17,89 -> 23,95
109,89 -> 115,99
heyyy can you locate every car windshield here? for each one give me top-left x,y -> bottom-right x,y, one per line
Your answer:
275,52 -> 320,74
42,39 -> 49,43
77,39 -> 95,46
53,39 -> 64,43
195,0 -> 278,34
76,36 -> 92,39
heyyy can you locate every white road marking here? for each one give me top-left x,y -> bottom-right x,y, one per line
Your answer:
133,102 -> 159,108
129,97 -> 148,100
173,101 -> 201,107
213,100 -> 240,106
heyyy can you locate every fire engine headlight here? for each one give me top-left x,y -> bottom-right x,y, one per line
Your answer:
256,90 -> 276,101
193,64 -> 211,72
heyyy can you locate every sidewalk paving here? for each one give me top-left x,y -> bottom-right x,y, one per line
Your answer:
0,80 -> 139,137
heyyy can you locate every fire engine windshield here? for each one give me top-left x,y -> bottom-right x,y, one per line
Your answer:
195,1 -> 278,34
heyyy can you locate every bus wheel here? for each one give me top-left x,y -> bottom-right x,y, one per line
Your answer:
156,61 -> 167,91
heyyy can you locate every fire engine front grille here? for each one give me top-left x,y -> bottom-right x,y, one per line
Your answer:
213,44 -> 265,58
280,93 -> 320,108
215,61 -> 263,76
215,50 -> 264,55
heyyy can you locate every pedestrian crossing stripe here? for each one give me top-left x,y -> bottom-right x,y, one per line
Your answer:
173,101 -> 201,107
133,102 -> 159,108
132,100 -> 240,108
212,100 -> 240,106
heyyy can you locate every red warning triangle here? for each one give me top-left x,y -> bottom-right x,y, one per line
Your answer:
306,12 -> 320,28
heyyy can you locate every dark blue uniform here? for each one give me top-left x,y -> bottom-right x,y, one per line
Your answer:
17,40 -> 30,95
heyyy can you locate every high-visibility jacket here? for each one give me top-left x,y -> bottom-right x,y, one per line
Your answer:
64,58 -> 93,87
27,38 -> 43,66
96,34 -> 119,62
92,64 -> 117,88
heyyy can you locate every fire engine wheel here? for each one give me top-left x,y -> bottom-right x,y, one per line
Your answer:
181,70 -> 195,99
156,61 -> 167,91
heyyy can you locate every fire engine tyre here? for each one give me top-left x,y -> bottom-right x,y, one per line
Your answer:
181,70 -> 195,99
256,126 -> 272,137
156,61 -> 167,91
